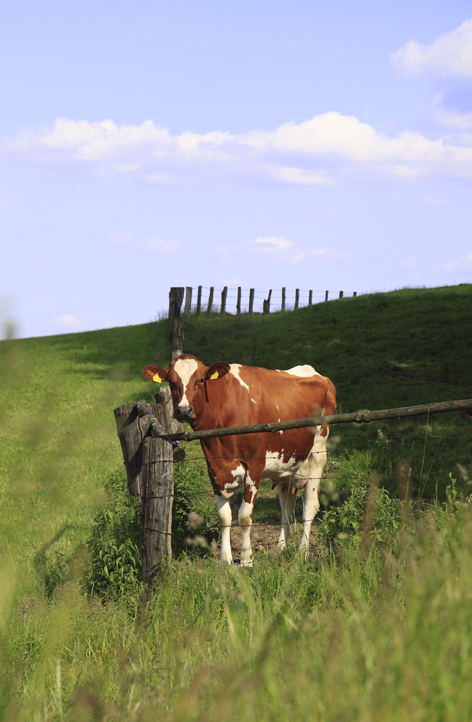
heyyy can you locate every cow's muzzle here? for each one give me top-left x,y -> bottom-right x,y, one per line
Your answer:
175,405 -> 195,421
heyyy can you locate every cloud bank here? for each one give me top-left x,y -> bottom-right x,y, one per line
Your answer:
2,111 -> 472,187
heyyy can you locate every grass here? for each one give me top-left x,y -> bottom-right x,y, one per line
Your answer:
1,283 -> 472,719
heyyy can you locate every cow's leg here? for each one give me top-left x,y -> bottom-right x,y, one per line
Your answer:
277,484 -> 297,549
215,494 -> 233,565
238,476 -> 258,567
300,430 -> 327,553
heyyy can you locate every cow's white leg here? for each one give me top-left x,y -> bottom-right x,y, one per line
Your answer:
215,494 -> 233,565
238,478 -> 257,567
277,484 -> 297,549
300,430 -> 327,553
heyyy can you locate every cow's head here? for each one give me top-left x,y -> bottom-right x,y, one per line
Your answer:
142,354 -> 230,422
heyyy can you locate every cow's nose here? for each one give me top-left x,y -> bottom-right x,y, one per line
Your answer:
175,405 -> 194,420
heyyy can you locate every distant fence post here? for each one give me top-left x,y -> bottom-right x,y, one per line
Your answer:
249,289 -> 255,314
325,291 -> 329,302
295,289 -> 299,309
281,287 -> 286,312
221,287 -> 228,314
339,291 -> 344,299
236,287 -> 241,315
183,287 -> 192,317
169,287 -> 184,359
309,290 -> 313,306
207,287 -> 214,317
196,286 -> 202,316
353,292 -> 357,297
263,289 -> 272,314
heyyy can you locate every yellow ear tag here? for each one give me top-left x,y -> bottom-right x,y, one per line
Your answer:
210,371 -> 219,380
152,373 -> 162,383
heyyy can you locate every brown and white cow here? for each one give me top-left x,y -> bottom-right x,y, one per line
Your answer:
142,354 -> 336,566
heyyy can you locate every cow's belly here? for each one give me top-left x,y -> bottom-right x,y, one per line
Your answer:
263,451 -> 306,485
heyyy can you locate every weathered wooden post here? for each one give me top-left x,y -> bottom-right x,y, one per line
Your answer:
353,291 -> 357,298
114,387 -> 183,584
221,286 -> 228,314
183,287 -> 192,317
236,287 -> 241,315
325,290 -> 329,302
263,290 -> 272,314
141,433 -> 173,584
169,287 -> 184,359
295,289 -> 299,309
309,290 -> 313,306
281,287 -> 286,312
207,287 -> 214,317
339,291 -> 344,299
249,289 -> 254,314
196,286 -> 202,316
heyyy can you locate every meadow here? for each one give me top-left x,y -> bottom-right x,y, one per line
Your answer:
1,284 -> 472,720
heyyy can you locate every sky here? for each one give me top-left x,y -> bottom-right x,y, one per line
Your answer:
1,0 -> 471,338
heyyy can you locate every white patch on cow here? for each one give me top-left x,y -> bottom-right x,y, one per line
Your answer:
230,364 -> 257,404
174,358 -> 198,406
238,472 -> 257,567
216,494 -> 233,564
263,449 -> 299,480
284,364 -> 320,377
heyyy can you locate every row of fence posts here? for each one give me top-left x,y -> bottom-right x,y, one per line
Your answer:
168,286 -> 358,360
179,286 -> 357,318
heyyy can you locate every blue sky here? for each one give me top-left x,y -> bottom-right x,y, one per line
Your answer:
1,0 -> 471,337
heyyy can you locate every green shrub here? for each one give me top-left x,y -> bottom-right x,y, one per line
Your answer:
86,471 -> 142,598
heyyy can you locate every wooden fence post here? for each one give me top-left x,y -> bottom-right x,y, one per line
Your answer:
221,287 -> 228,314
263,289 -> 272,314
207,287 -> 214,317
141,434 -> 173,584
281,287 -> 286,312
169,287 -> 184,359
249,289 -> 254,314
295,289 -> 299,309
114,387 -> 180,498
184,287 -> 192,317
353,292 -> 357,297
339,291 -> 344,299
325,291 -> 329,302
236,287 -> 241,315
309,290 -> 313,306
196,286 -> 202,316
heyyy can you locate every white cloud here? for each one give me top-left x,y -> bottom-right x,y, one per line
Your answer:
2,112 -> 472,186
53,315 -> 82,327
214,237 -> 328,266
391,20 -> 472,79
106,230 -> 182,254
420,193 -> 455,207
444,254 -> 472,273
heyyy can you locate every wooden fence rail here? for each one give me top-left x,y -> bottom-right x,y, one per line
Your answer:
160,398 -> 472,443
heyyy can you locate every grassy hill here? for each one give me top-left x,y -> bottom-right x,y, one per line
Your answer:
1,283 -> 472,720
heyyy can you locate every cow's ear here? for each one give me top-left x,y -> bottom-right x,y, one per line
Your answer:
142,365 -> 168,383
206,362 -> 230,381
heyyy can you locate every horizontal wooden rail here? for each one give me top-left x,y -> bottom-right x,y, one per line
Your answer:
160,398 -> 472,443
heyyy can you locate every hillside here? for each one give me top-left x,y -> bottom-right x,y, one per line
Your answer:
1,283 -> 471,563
1,283 -> 472,720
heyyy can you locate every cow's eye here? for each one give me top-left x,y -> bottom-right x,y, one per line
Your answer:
196,378 -> 205,385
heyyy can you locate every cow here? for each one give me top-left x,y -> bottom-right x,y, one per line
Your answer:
142,354 -> 336,566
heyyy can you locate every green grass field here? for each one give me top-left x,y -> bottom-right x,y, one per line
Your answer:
1,284 -> 472,720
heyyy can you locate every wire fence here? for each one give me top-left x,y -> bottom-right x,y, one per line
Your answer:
180,286 -> 357,316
